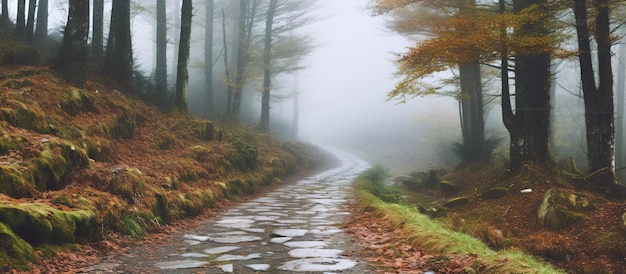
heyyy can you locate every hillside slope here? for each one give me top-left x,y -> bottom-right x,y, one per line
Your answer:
0,66 -> 325,271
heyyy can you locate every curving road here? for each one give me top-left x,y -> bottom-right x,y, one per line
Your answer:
87,148 -> 374,273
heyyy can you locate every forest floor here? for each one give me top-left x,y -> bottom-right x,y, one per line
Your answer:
349,160 -> 626,273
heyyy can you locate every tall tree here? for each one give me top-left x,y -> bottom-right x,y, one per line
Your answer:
34,0 -> 48,39
573,0 -> 616,190
1,0 -> 9,28
25,0 -> 36,39
616,44 -> 626,182
500,0 -> 553,174
91,0 -> 104,62
204,0 -> 215,117
258,0 -> 278,132
55,0 -> 90,86
173,0 -> 192,113
104,0 -> 134,92
155,0 -> 168,107
15,0 -> 26,36
373,0 -> 487,162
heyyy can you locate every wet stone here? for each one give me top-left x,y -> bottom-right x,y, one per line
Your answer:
154,260 -> 208,270
95,149 -> 373,273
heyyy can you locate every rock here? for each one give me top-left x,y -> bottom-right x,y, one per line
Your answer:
439,180 -> 462,193
443,196 -> 469,208
482,187 -> 508,199
416,203 -> 447,218
537,189 -> 594,229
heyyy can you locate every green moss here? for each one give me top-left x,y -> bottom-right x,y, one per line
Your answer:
0,202 -> 98,246
154,193 -> 171,224
111,111 -> 135,139
187,145 -> 211,160
30,149 -> 69,191
59,88 -> 94,116
0,222 -> 35,271
0,165 -> 37,198
84,138 -> 112,161
0,134 -> 25,154
107,167 -> 145,203
155,133 -> 176,150
1,101 -> 54,134
177,193 -> 203,217
194,120 -> 215,141
60,142 -> 91,168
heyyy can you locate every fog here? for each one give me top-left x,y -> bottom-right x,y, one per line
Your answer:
14,0 -> 507,173
293,0 -> 461,172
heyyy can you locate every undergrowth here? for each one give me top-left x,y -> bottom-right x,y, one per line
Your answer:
353,166 -> 565,274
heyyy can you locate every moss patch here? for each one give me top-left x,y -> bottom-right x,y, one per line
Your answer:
0,202 -> 98,246
0,165 -> 37,198
0,222 -> 35,271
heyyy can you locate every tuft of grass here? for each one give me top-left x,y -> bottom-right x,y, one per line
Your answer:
353,166 -> 565,274
120,213 -> 144,239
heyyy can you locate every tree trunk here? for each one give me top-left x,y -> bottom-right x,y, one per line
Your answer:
173,0 -> 192,113
459,62 -> 484,161
91,0 -> 104,62
15,0 -> 26,36
221,8 -> 234,119
155,0 -> 168,107
25,0 -> 36,39
501,0 -> 553,174
34,0 -> 48,39
616,44 -> 626,182
170,0 -> 181,82
1,0 -> 9,28
229,0 -> 258,121
204,0 -> 214,117
259,0 -> 278,132
573,0 -> 615,189
104,0 -> 134,92
55,0 -> 89,86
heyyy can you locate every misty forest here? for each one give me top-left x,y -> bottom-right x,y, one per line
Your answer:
0,0 -> 626,273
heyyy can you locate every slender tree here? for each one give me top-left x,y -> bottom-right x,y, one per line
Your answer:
15,0 -> 26,36
173,0 -> 192,113
25,0 -> 36,39
1,0 -> 9,28
104,0 -> 134,92
258,0 -> 278,131
204,0 -> 215,117
55,0 -> 90,86
573,0 -> 616,190
34,0 -> 48,39
155,0 -> 168,107
91,0 -> 104,62
616,44 -> 626,182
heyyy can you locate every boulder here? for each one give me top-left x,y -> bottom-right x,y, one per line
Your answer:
537,189 -> 594,229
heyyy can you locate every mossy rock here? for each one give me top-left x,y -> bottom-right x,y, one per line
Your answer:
0,222 -> 35,271
60,88 -> 95,116
2,79 -> 33,89
60,142 -> 91,169
155,133 -> 176,150
416,203 -> 447,218
30,149 -> 69,191
443,196 -> 470,208
194,120 -> 215,141
439,180 -> 462,193
0,202 -> 98,246
0,165 -> 37,198
111,111 -> 135,139
537,189 -> 591,230
186,145 -> 211,161
482,187 -> 508,199
0,134 -> 26,154
84,138 -> 112,161
107,167 -> 145,203
154,193 -> 171,224
0,101 -> 53,134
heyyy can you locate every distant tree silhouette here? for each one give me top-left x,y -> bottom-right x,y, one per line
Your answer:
173,0 -> 192,113
104,0 -> 134,92
34,0 -> 48,39
55,0 -> 89,86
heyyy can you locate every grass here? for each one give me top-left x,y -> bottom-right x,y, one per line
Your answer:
352,166 -> 565,274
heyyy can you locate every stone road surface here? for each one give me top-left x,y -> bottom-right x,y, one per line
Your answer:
88,148 -> 376,273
